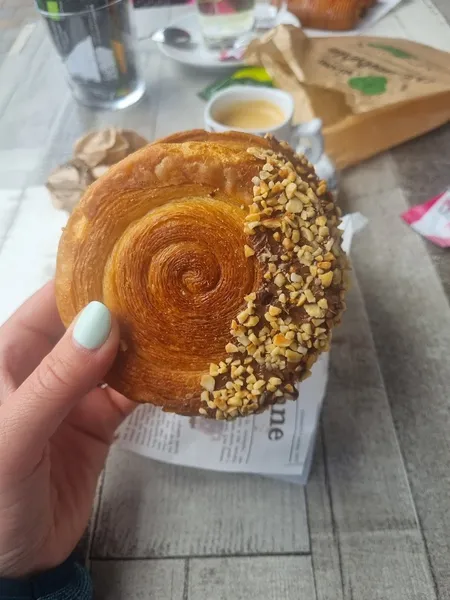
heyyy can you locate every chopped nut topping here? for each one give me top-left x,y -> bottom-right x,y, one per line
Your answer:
225,342 -> 238,354
301,227 -> 314,242
237,309 -> 250,324
285,182 -> 297,199
304,304 -> 323,318
245,213 -> 260,222
274,273 -> 286,287
245,315 -> 260,328
319,271 -> 333,288
209,363 -> 219,377
262,218 -> 282,229
286,349 -> 303,363
286,198 -> 303,213
318,261 -> 331,270
273,334 -> 291,347
201,374 -> 215,392
315,215 -> 326,226
305,289 -> 315,303
244,244 -> 255,258
199,138 -> 348,418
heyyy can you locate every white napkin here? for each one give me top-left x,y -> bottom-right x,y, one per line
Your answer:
0,186 -> 67,325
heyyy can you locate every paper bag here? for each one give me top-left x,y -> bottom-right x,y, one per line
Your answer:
245,26 -> 450,168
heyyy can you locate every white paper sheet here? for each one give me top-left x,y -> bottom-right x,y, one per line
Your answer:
118,351 -> 329,475
0,186 -> 68,326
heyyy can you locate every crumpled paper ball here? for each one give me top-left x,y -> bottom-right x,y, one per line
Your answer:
47,127 -> 148,213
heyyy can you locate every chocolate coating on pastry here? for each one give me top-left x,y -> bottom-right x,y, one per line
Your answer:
56,130 -> 348,418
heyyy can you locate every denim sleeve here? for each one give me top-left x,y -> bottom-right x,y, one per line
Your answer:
0,556 -> 92,600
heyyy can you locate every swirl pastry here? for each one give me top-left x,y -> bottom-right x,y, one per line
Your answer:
287,0 -> 376,31
56,130 -> 348,419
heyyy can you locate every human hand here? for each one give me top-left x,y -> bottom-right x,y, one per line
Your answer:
0,282 -> 135,578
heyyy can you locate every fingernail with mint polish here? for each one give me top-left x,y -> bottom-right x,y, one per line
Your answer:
73,301 -> 111,350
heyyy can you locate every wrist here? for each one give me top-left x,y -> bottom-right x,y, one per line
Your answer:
0,558 -> 61,580
0,546 -> 85,579
0,555 -> 92,599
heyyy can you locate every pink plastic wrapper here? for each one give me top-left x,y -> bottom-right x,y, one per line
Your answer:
402,189 -> 450,248
219,47 -> 246,61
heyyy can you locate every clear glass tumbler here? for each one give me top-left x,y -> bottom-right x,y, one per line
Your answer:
35,0 -> 145,110
196,0 -> 287,51
196,0 -> 256,50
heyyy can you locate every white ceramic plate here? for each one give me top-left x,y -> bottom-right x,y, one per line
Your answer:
155,9 -> 300,69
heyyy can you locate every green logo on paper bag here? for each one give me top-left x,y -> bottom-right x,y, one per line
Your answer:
348,76 -> 388,96
368,43 -> 414,59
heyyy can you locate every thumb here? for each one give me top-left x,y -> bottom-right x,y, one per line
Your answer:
5,301 -> 119,447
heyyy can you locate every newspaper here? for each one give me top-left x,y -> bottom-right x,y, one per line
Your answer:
117,212 -> 367,483
0,189 -> 365,484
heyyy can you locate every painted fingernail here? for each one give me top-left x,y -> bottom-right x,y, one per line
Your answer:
73,301 -> 111,350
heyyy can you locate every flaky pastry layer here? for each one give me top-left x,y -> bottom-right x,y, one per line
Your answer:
56,130 -> 348,417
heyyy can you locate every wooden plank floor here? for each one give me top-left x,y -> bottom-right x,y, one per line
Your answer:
1,1 -> 450,598
342,152 -> 450,600
92,449 -> 310,559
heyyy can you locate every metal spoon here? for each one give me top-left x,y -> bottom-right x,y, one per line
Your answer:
151,18 -> 275,52
151,27 -> 193,48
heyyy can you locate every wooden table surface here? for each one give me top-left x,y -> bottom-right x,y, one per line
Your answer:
1,2 -> 450,599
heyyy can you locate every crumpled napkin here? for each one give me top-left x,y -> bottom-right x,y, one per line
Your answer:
47,127 -> 148,213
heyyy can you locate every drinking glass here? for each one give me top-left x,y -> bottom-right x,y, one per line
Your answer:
36,0 -> 145,110
196,0 -> 286,50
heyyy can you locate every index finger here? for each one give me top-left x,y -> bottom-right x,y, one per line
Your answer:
0,282 -> 65,392
1,281 -> 65,344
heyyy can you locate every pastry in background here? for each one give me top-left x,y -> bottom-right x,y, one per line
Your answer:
287,0 -> 377,31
